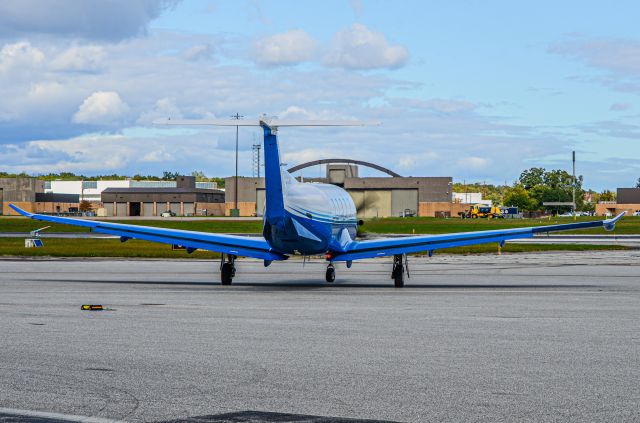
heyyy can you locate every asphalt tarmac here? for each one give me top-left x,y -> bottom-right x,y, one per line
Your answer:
1,251 -> 639,422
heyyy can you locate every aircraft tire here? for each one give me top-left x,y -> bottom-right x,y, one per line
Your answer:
394,267 -> 404,288
325,266 -> 335,283
221,262 -> 234,285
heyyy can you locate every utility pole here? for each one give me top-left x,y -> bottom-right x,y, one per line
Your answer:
572,150 -> 576,220
231,112 -> 244,216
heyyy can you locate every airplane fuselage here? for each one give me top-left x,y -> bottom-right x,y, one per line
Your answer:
263,171 -> 358,256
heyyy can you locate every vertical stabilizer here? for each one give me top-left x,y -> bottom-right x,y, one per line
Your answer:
262,123 -> 286,223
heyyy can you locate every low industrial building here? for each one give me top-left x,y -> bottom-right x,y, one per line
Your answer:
0,177 -> 80,215
46,179 -> 217,202
452,192 -> 492,206
225,160 -> 457,217
596,188 -> 640,216
101,176 -> 225,216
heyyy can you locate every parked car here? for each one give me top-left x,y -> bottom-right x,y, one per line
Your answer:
160,211 -> 176,217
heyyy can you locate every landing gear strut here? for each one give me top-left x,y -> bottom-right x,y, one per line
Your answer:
325,263 -> 335,283
220,253 -> 236,285
391,254 -> 407,288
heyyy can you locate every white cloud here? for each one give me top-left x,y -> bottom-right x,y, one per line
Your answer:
551,38 -> 640,75
0,41 -> 45,72
253,29 -> 316,66
141,148 -> 173,162
325,24 -> 409,70
50,45 -> 106,72
182,43 -> 213,61
283,148 -> 335,165
397,152 -> 440,170
457,156 -> 490,170
137,97 -> 183,125
277,105 -> 344,120
0,0 -> 181,41
72,91 -> 130,124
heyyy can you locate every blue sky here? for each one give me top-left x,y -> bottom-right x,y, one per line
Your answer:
1,0 -> 639,190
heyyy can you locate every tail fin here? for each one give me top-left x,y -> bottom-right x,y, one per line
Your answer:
261,123 -> 285,223
153,116 -> 379,225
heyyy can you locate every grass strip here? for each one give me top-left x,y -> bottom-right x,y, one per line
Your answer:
2,215 -> 639,236
0,237 -> 632,259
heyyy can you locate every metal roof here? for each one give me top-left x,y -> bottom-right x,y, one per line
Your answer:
101,187 -> 224,194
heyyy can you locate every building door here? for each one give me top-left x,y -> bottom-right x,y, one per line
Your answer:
143,203 -> 154,216
348,190 -> 392,218
256,189 -> 265,216
391,189 -> 418,217
129,202 -> 141,216
116,202 -> 127,216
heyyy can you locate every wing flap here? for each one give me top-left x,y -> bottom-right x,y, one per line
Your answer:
9,204 -> 286,261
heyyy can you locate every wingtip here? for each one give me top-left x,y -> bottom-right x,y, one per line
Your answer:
603,211 -> 625,231
8,203 -> 32,217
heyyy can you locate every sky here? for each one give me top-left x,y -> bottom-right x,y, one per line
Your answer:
1,0 -> 639,190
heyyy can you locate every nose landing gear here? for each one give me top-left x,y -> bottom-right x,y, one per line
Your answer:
220,253 -> 236,285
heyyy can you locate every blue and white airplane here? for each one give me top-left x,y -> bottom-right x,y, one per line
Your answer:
10,118 -> 625,287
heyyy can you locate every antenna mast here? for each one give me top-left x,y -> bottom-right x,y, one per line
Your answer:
252,133 -> 261,178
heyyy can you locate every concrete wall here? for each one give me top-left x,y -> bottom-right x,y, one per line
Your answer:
0,178 -> 43,202
197,202 -> 226,216
452,192 -> 491,205
595,203 -> 640,216
225,201 -> 257,217
229,175 -> 453,217
102,201 -> 226,216
419,202 -> 468,218
102,190 -> 224,203
343,177 -> 452,203
34,202 -> 80,213
2,201 -> 35,215
617,188 -> 640,204
225,177 -> 264,203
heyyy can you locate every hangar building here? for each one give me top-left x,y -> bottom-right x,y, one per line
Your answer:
224,160 -> 456,218
596,188 -> 640,216
101,176 -> 225,216
0,178 -> 79,215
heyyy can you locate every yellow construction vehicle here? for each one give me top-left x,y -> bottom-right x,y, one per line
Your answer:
464,204 -> 503,219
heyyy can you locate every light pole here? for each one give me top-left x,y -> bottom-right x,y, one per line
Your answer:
231,112 -> 243,216
572,151 -> 576,220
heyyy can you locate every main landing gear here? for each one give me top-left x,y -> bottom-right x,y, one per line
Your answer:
325,263 -> 335,283
391,254 -> 409,288
220,253 -> 236,285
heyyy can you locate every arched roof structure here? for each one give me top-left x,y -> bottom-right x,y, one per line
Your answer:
287,158 -> 401,177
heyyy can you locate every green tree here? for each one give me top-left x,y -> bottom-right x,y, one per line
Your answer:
79,200 -> 93,212
162,171 -> 179,181
519,167 -> 545,189
600,190 -> 616,201
503,185 -> 535,211
635,178 -> 640,188
191,170 -> 208,181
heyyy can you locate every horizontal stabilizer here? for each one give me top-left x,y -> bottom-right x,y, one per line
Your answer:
153,118 -> 380,128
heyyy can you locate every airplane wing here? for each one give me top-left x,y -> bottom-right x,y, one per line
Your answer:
8,204 -> 286,261
332,213 -> 626,262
